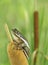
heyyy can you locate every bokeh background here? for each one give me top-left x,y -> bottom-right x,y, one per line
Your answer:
0,0 -> 48,65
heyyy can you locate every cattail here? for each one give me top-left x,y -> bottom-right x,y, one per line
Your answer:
7,42 -> 29,65
5,24 -> 29,65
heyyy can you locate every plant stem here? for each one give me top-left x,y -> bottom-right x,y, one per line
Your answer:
34,9 -> 39,65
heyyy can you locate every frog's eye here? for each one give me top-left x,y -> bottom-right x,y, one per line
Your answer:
12,29 -> 16,35
14,29 -> 20,34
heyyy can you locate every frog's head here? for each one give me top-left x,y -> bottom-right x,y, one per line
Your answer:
11,28 -> 21,38
11,28 -> 30,49
11,28 -> 21,42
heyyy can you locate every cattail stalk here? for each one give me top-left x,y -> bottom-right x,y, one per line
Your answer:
5,24 -> 13,42
34,0 -> 39,65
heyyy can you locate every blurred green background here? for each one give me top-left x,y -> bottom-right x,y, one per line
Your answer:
0,0 -> 48,65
